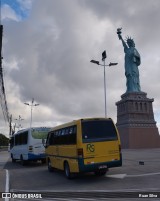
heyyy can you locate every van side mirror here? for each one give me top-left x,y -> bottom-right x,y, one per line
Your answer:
42,138 -> 47,148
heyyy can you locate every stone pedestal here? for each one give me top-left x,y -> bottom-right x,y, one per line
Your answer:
116,92 -> 160,148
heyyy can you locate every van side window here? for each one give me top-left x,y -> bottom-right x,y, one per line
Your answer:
69,127 -> 73,134
46,132 -> 54,146
65,128 -> 69,135
61,129 -> 65,136
51,126 -> 77,145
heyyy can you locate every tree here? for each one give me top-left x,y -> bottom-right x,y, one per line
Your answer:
0,133 -> 9,147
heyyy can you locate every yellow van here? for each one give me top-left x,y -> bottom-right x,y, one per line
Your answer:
45,118 -> 122,179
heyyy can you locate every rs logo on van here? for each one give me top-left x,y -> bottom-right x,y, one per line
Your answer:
86,144 -> 95,152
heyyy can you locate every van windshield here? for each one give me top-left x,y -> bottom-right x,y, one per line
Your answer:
31,128 -> 50,139
82,119 -> 118,143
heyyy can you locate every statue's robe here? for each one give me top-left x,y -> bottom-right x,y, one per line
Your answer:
124,46 -> 141,92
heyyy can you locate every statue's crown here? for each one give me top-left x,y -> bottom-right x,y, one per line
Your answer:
126,36 -> 134,44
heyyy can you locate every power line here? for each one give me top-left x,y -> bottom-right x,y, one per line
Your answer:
0,24 -> 10,123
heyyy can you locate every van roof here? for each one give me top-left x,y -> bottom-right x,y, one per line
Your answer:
12,127 -> 51,135
49,117 -> 113,131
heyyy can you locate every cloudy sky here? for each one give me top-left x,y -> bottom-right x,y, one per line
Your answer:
1,0 -> 160,137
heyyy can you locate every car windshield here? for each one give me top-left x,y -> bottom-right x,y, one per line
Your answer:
82,119 -> 118,143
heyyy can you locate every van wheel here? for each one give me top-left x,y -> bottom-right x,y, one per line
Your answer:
94,169 -> 107,176
64,162 -> 74,179
48,159 -> 54,172
41,158 -> 46,164
20,155 -> 26,166
11,154 -> 16,163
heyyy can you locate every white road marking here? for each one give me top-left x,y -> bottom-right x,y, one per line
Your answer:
106,174 -> 127,179
127,172 -> 160,177
5,169 -> 10,201
106,172 -> 160,179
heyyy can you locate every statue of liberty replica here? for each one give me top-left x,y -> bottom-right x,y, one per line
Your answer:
117,28 -> 141,92
116,28 -> 160,149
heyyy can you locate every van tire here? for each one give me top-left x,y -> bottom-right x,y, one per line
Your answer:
11,154 -> 16,163
48,159 -> 54,172
20,155 -> 26,166
41,158 -> 46,164
64,162 -> 74,179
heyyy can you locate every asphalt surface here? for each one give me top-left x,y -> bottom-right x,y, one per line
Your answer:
1,148 -> 160,200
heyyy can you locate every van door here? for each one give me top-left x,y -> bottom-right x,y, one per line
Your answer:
81,119 -> 121,165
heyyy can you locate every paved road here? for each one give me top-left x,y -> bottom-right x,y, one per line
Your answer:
1,149 -> 160,200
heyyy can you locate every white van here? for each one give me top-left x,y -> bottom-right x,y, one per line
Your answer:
10,127 -> 50,165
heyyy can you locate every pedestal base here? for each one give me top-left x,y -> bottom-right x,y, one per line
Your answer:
116,92 -> 160,149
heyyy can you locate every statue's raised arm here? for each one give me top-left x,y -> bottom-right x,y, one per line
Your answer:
117,28 -> 128,51
117,28 -> 141,92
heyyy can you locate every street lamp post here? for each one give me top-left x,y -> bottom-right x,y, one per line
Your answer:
24,98 -> 39,129
15,115 -> 24,131
90,50 -> 118,118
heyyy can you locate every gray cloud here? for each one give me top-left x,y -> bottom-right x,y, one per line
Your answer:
1,0 -> 160,136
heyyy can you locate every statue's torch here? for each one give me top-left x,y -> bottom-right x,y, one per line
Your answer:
117,28 -> 122,39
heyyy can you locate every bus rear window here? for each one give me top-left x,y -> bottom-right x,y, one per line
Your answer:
82,119 -> 118,143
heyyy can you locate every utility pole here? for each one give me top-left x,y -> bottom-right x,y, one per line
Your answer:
9,114 -> 12,136
15,115 -> 24,131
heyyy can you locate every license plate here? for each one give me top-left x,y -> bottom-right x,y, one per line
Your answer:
98,165 -> 107,169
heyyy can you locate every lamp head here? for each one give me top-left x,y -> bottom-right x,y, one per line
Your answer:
102,50 -> 107,61
34,104 -> 40,106
90,60 -> 99,65
109,62 -> 118,66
